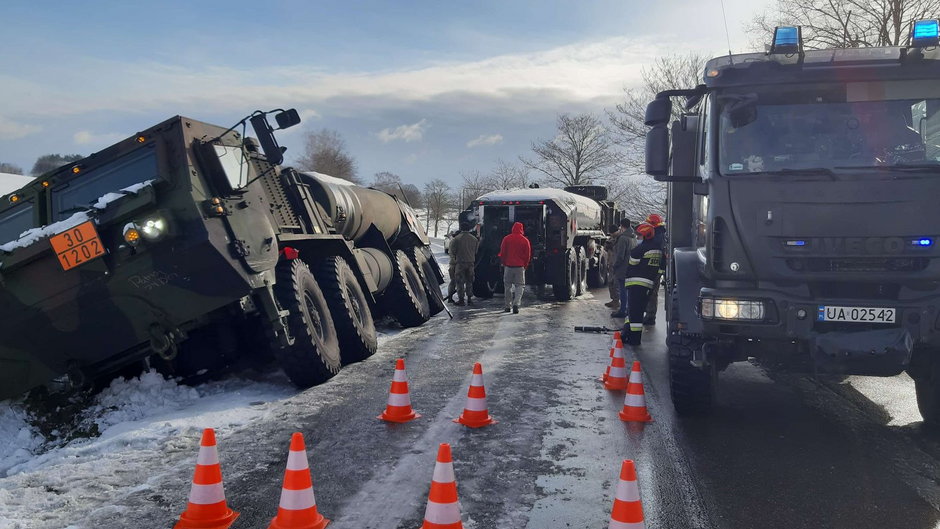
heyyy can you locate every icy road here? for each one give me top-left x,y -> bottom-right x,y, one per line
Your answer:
4,290 -> 940,526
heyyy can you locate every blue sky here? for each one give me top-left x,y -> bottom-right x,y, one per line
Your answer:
0,0 -> 772,186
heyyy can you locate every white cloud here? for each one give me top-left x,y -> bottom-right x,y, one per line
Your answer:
378,119 -> 428,143
73,130 -> 126,145
0,117 -> 41,140
466,134 -> 503,148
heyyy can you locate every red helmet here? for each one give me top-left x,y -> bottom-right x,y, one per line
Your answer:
635,223 -> 655,240
645,214 -> 664,227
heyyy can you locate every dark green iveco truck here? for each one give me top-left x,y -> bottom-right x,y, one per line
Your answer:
646,21 -> 940,423
0,109 -> 444,399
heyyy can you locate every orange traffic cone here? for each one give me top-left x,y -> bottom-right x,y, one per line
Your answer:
619,361 -> 653,423
607,459 -> 646,529
454,363 -> 497,428
420,443 -> 464,529
174,428 -> 239,529
600,339 -> 624,383
603,342 -> 628,391
268,432 -> 329,529
379,358 -> 421,423
611,331 -> 622,349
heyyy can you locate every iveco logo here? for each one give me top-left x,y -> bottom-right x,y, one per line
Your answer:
805,237 -> 907,255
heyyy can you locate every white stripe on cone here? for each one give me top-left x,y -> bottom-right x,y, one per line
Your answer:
392,370 -> 408,382
615,479 -> 641,502
188,482 -> 225,505
424,500 -> 461,524
624,393 -> 647,407
629,371 -> 643,384
386,392 -> 412,406
609,366 -> 627,378
278,487 -> 317,510
470,373 -> 484,386
196,447 -> 220,466
286,450 -> 308,471
432,463 -> 456,483
464,396 -> 488,411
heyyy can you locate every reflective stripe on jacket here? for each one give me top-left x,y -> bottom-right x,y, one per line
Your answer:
625,239 -> 663,289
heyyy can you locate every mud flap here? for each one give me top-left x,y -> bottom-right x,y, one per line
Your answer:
812,328 -> 913,376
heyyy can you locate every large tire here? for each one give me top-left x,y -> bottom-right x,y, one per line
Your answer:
317,256 -> 377,365
383,249 -> 431,328
408,246 -> 445,316
575,247 -> 588,297
552,250 -> 578,301
473,274 -> 497,298
914,359 -> 940,426
273,260 -> 342,387
668,332 -> 715,415
587,248 -> 608,289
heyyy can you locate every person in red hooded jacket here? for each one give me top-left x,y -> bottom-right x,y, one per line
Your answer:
499,222 -> 532,314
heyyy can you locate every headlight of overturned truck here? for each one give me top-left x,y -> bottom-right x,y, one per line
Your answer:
123,215 -> 168,246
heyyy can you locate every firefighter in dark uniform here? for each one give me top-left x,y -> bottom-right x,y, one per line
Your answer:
643,213 -> 666,325
623,223 -> 662,345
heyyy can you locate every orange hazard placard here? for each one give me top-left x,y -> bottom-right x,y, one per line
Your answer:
49,221 -> 106,271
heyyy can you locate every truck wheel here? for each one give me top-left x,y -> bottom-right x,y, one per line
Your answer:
668,332 -> 715,415
383,249 -> 431,328
587,249 -> 607,288
408,246 -> 445,316
575,247 -> 588,297
914,359 -> 940,426
552,250 -> 577,301
317,256 -> 377,365
473,276 -> 497,298
274,259 -> 342,387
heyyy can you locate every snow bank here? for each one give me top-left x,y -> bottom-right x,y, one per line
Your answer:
0,405 -> 43,478
0,172 -> 33,196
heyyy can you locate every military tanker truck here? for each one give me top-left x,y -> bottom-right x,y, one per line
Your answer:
470,186 -> 619,300
645,22 -> 940,423
0,109 -> 444,399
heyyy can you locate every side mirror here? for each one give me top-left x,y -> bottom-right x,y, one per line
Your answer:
249,113 -> 286,166
275,109 -> 301,130
645,124 -> 670,177
645,98 -> 673,126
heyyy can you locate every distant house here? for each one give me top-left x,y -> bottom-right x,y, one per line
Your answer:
0,172 -> 34,197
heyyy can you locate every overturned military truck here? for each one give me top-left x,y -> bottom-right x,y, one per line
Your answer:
0,109 -> 445,399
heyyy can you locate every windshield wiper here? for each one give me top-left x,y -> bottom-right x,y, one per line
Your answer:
836,164 -> 940,173
744,167 -> 837,180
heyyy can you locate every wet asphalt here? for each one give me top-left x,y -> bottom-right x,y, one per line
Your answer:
77,287 -> 940,529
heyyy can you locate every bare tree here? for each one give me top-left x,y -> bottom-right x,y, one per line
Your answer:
606,53 -> 708,220
521,113 -> 618,187
423,179 -> 453,237
295,129 -> 360,183
488,158 -> 531,190
371,171 -> 423,207
750,0 -> 940,49
31,154 -> 83,176
0,163 -> 23,175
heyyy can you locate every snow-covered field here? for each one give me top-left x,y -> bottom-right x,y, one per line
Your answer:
0,237 -> 451,528
0,173 -> 32,197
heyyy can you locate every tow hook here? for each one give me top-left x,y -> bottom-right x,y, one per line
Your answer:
149,324 -> 182,361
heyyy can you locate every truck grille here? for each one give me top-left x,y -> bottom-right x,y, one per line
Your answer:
786,257 -> 928,273
809,282 -> 900,300
258,166 -> 302,232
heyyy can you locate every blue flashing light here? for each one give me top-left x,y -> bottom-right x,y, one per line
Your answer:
912,19 -> 940,47
771,26 -> 802,55
786,240 -> 806,247
775,27 -> 799,46
914,237 -> 934,247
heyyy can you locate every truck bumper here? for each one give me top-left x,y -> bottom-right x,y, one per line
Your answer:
699,286 -> 939,375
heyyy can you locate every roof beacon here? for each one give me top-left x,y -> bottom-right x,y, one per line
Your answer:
912,19 -> 940,47
770,26 -> 802,55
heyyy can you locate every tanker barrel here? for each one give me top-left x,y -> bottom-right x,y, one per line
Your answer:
353,247 -> 394,294
300,172 -> 403,243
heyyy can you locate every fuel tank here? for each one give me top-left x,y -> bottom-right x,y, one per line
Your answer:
300,172 -> 403,243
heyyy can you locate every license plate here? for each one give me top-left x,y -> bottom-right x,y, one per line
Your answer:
49,221 -> 106,271
817,305 -> 896,324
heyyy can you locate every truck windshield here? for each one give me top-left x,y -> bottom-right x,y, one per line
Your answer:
51,145 -> 159,221
718,80 -> 940,176
0,202 -> 34,246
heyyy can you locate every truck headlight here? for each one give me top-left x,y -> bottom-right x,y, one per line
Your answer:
700,297 -> 765,321
139,217 -> 167,241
